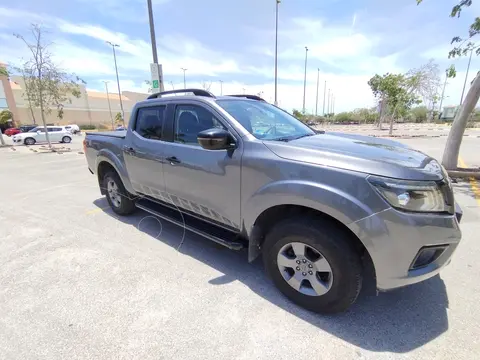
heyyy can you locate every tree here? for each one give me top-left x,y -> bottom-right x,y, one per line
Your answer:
0,110 -> 13,125
14,24 -> 81,150
0,110 -> 13,146
115,112 -> 123,125
0,65 -> 8,77
408,60 -> 442,121
201,80 -> 212,91
418,0 -> 480,170
410,106 -> 428,123
369,73 -> 420,134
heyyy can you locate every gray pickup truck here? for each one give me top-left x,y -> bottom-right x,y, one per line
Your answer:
84,89 -> 462,314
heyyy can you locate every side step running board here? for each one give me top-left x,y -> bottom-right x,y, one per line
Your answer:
135,199 -> 244,251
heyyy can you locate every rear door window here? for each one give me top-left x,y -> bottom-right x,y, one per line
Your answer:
135,106 -> 166,140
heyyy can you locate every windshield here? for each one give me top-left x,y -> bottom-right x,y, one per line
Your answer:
216,99 -> 315,141
29,127 -> 40,132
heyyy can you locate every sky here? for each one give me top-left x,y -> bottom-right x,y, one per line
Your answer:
0,0 -> 479,113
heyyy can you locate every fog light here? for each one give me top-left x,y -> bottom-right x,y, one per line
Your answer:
410,246 -> 448,270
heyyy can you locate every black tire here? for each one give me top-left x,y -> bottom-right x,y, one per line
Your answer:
262,216 -> 363,314
103,170 -> 136,216
62,136 -> 72,143
24,137 -> 36,145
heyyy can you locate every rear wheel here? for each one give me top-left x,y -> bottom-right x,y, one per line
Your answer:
24,137 -> 36,145
103,170 -> 136,215
263,216 -> 363,314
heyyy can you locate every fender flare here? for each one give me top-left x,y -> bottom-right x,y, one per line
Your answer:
95,149 -> 136,195
243,180 -> 376,262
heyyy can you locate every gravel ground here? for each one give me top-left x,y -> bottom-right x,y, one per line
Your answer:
0,134 -> 479,360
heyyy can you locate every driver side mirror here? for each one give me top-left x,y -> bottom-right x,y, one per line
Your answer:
36,130 -> 41,134
197,128 -> 235,150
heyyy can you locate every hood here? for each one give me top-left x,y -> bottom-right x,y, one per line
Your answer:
263,132 -> 444,181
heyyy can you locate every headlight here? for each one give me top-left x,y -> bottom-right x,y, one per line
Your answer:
368,175 -> 447,213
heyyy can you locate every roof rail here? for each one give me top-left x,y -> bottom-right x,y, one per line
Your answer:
226,94 -> 267,102
147,88 -> 216,100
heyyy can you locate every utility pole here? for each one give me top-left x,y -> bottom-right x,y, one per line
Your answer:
170,81 -> 175,90
106,41 -> 125,125
103,81 -> 114,130
242,87 -> 246,94
302,46 -> 309,114
315,68 -> 320,116
332,95 -> 335,115
274,0 -> 281,106
219,80 -> 224,95
460,47 -> 474,105
322,80 -> 326,116
180,68 -> 187,89
147,0 -> 164,92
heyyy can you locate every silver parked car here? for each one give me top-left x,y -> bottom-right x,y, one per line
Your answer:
84,89 -> 462,314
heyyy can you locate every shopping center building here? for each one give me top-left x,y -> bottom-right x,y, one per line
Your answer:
1,62 -> 147,127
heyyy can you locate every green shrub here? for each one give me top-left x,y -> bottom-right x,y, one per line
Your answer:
80,124 -> 96,130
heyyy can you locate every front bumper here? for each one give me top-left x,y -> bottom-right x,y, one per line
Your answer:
348,203 -> 462,291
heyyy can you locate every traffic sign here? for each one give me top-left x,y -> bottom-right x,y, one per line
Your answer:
152,80 -> 159,89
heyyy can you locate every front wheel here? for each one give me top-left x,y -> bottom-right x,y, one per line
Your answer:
103,171 -> 136,215
263,216 -> 363,314
62,136 -> 72,143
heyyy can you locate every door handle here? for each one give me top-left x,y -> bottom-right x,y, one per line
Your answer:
166,156 -> 181,165
123,146 -> 136,155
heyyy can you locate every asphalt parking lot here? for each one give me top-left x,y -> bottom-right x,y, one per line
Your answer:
1,133 -> 480,360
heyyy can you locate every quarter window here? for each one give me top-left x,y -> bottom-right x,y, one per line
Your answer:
135,106 -> 166,140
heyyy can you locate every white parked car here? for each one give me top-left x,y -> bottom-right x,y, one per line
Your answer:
12,126 -> 73,145
64,124 -> 80,134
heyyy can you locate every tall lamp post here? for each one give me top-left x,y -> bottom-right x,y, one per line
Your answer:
146,0 -> 164,92
327,88 -> 331,116
106,41 -> 124,125
438,70 -> 448,118
302,46 -> 309,114
102,81 -> 114,130
322,80 -> 326,116
219,80 -> 224,95
315,68 -> 320,116
180,68 -> 187,89
274,0 -> 281,106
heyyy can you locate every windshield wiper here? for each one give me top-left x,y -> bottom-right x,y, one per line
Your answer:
272,137 -> 292,142
291,133 -> 316,140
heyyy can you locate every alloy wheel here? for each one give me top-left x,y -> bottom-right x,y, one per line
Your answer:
277,242 -> 334,296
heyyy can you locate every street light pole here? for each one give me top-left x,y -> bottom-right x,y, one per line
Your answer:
460,48 -> 474,105
103,81 -> 114,130
322,80 -> 326,116
146,0 -> 164,92
180,68 -> 187,89
315,68 -> 320,116
106,41 -> 125,125
302,46 -> 309,114
438,70 -> 448,117
147,0 -> 158,64
327,88 -> 331,116
219,80 -> 224,95
274,0 -> 280,106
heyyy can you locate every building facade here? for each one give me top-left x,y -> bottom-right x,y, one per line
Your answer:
1,64 -> 148,128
